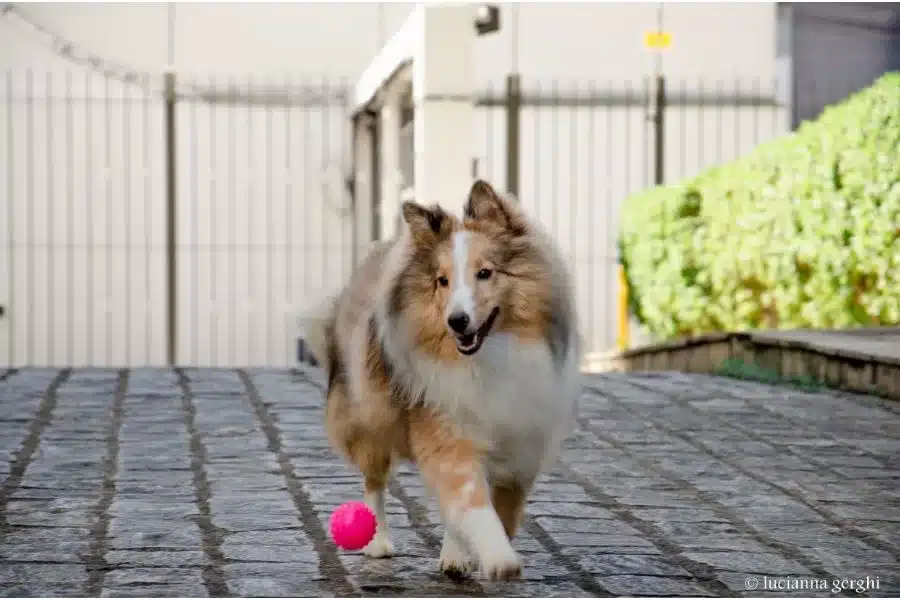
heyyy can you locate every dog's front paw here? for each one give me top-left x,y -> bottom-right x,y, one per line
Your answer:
439,538 -> 474,580
362,534 -> 395,558
479,548 -> 523,581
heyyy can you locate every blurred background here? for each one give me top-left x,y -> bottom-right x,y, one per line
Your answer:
1,2 -> 898,370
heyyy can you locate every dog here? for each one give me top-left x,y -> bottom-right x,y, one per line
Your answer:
304,179 -> 581,580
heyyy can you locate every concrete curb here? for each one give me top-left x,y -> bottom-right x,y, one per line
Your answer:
584,329 -> 900,401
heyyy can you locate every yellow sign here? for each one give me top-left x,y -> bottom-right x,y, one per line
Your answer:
645,31 -> 672,49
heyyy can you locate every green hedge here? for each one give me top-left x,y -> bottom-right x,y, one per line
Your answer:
620,72 -> 900,339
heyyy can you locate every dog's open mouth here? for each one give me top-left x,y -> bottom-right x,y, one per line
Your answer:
454,308 -> 500,356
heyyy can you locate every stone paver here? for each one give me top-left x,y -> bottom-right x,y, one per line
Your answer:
1,367 -> 898,597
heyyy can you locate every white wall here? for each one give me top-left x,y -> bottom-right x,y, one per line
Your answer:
0,3 -> 777,81
0,2 -> 415,76
476,3 -> 777,84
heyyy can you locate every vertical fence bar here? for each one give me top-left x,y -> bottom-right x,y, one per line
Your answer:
46,73 -> 54,365
550,79 -> 558,234
569,82 -> 577,268
65,71 -> 73,365
321,77 -> 329,311
697,79 -> 705,169
715,79 -> 724,163
264,77 -> 273,366
678,79 -> 686,179
351,114 -> 361,273
641,77 -> 650,188
624,80 -> 633,195
105,74 -> 112,365
26,69 -> 34,365
734,78 -> 742,160
228,75 -> 237,367
751,77 -> 760,145
370,112 -> 380,244
209,74 -> 218,366
606,80 -> 621,350
165,71 -> 177,365
652,74 -> 666,186
142,73 -> 152,365
284,74 -> 292,353
731,78 -> 740,282
5,71 -> 14,365
485,81 -> 493,179
505,73 -> 521,198
341,80 -> 351,285
245,75 -> 254,365
123,73 -> 132,366
190,77 -> 199,366
586,80 -> 596,354
303,77 -> 312,304
340,79 -> 350,285
533,80 -> 541,219
771,76 -> 779,147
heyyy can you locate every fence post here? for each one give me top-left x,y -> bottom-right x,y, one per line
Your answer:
164,71 -> 177,366
504,72 -> 521,198
652,73 -> 666,185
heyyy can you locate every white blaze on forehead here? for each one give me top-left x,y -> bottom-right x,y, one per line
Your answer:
448,231 -> 475,319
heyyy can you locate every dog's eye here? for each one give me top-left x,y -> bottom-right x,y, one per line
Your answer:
437,276 -> 449,288
476,269 -> 493,280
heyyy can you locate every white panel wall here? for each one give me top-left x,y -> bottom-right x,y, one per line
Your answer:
173,92 -> 353,367
1,72 -> 167,367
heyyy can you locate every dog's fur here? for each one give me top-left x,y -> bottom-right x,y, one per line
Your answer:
304,180 -> 581,580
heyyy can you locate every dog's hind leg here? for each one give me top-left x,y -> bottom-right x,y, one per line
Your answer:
409,408 -> 522,581
491,479 -> 530,539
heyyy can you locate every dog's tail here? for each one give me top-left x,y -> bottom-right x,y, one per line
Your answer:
299,295 -> 337,373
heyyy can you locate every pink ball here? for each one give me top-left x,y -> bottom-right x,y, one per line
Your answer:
329,501 -> 377,551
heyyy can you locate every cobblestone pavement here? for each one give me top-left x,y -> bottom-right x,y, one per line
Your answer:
1,367 -> 898,597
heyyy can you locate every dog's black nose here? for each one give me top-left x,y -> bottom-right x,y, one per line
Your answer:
447,312 -> 470,334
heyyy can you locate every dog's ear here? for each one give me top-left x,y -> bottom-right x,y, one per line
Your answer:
402,201 -> 451,243
464,180 -> 527,236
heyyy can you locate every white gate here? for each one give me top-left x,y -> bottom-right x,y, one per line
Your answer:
1,70 -> 353,368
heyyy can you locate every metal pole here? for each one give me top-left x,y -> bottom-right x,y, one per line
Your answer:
652,2 -> 666,186
165,72 -> 177,366
165,2 -> 177,365
653,74 -> 666,186
505,73 -> 521,197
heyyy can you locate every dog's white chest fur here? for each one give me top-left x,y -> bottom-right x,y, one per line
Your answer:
413,333 -> 579,481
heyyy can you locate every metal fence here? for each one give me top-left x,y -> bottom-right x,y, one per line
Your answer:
1,70 -> 352,368
1,70 -> 790,367
472,75 -> 790,356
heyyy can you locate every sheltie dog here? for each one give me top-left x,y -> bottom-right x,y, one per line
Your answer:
303,179 -> 581,580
